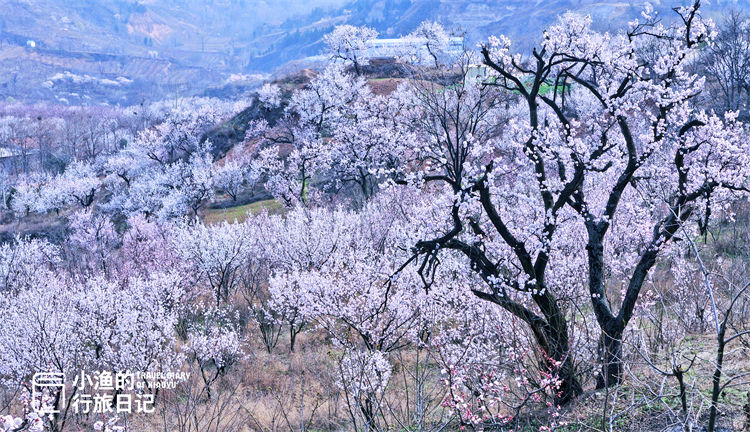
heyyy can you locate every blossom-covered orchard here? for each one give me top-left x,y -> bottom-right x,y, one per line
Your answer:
1,2 -> 750,431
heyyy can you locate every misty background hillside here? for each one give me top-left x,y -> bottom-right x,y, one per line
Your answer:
1,0 -> 748,105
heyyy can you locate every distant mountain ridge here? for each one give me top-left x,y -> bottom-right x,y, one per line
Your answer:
1,0 -> 748,105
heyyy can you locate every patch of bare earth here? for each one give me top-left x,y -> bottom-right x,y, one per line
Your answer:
367,78 -> 405,96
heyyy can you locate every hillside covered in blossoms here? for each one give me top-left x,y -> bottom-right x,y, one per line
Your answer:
1,1 -> 750,432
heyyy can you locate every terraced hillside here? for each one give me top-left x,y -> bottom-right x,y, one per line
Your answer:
0,0 -> 347,104
1,0 -> 748,105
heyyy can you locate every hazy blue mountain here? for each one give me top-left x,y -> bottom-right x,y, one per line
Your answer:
1,0 -> 748,105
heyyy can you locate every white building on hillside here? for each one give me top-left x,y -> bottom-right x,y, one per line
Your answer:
364,36 -> 463,63
466,64 -> 488,82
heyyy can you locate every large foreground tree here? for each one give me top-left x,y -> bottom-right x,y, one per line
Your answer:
401,1 -> 750,403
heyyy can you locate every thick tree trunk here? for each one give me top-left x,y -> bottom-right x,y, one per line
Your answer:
541,304 -> 584,404
587,222 -> 639,390
525,323 -> 583,404
474,289 -> 583,404
556,355 -> 583,404
520,293 -> 584,404
595,327 -> 623,390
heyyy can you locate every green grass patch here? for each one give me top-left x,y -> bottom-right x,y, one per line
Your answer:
203,199 -> 283,224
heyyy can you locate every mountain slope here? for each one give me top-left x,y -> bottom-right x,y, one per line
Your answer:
1,0 -> 748,105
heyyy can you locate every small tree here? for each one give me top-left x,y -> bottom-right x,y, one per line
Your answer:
324,25 -> 378,76
173,220 -> 253,306
701,10 -> 750,115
